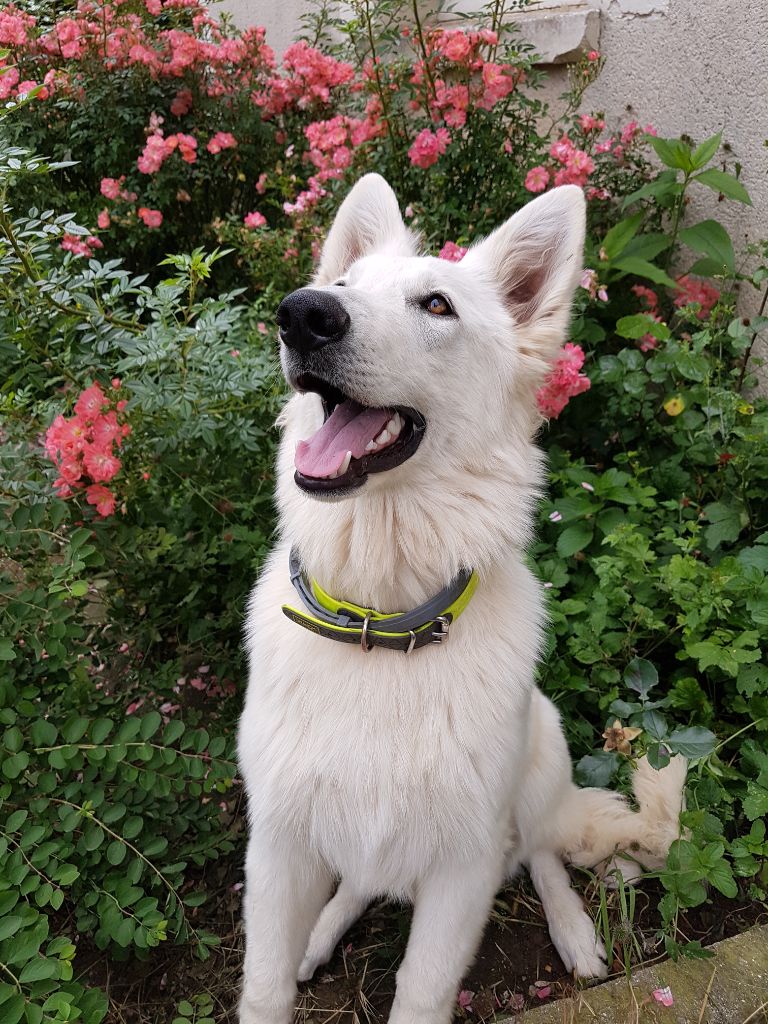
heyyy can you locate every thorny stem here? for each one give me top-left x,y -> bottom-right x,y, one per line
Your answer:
411,0 -> 437,109
0,960 -> 21,991
360,0 -> 405,191
736,279 -> 768,391
664,171 -> 691,276
34,741 -> 237,769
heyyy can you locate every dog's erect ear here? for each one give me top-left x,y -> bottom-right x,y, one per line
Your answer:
462,185 -> 585,359
314,173 -> 415,285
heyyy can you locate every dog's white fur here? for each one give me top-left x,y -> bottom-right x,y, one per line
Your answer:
238,175 -> 685,1024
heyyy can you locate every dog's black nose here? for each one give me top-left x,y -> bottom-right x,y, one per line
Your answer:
276,289 -> 351,353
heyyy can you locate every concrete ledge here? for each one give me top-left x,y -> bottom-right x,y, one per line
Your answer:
511,4 -> 601,64
517,923 -> 768,1022
440,3 -> 601,64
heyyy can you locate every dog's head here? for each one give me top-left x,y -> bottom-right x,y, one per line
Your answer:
277,174 -> 585,500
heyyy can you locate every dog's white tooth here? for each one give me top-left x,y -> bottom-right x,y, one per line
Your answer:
339,451 -> 352,475
375,429 -> 390,445
365,440 -> 377,452
386,415 -> 400,436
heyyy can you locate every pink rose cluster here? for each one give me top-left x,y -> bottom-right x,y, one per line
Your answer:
137,129 -> 198,173
99,175 -> 164,231
302,113 -> 382,191
438,241 -> 467,262
525,136 -> 595,195
206,130 -> 237,154
408,127 -> 451,169
673,274 -> 719,319
257,40 -> 354,115
631,284 -> 664,351
61,233 -> 103,259
536,343 -> 591,419
524,118 -> 657,199
406,28 -> 521,128
0,3 -> 277,104
45,381 -> 131,517
243,211 -> 266,229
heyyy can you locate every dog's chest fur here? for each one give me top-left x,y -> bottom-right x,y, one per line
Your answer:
239,544 -> 543,894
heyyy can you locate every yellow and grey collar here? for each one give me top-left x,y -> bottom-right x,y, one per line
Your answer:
282,547 -> 478,653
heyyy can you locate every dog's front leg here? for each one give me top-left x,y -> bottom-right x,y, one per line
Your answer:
239,832 -> 331,1024
389,853 -> 505,1024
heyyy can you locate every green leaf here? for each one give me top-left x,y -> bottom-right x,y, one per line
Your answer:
601,213 -> 644,261
575,750 -> 620,788
642,709 -> 668,741
0,994 -> 24,1024
620,233 -> 671,262
646,742 -> 671,770
707,859 -> 737,898
19,957 -> 59,984
690,132 -> 721,170
688,256 -> 731,278
622,170 -> 681,209
106,840 -> 127,866
163,720 -> 185,745
678,220 -> 735,275
616,314 -> 670,341
0,917 -> 23,942
0,640 -> 15,662
90,718 -> 114,744
612,257 -> 677,288
648,136 -> 694,172
2,752 -> 29,779
743,782 -> 768,821
694,168 -> 751,205
556,523 -> 593,558
667,726 -> 717,759
139,712 -> 162,741
702,501 -> 744,549
30,720 -> 57,747
62,716 -> 90,743
4,727 -> 22,753
625,658 -> 658,699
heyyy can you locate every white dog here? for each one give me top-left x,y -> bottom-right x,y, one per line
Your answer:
238,175 -> 685,1024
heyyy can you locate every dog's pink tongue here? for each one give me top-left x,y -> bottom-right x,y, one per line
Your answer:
295,401 -> 391,478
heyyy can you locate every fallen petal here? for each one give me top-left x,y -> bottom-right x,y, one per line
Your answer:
653,986 -> 674,1007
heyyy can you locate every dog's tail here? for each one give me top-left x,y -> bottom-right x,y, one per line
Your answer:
560,755 -> 687,878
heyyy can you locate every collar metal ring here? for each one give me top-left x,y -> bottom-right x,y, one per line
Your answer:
360,612 -> 374,653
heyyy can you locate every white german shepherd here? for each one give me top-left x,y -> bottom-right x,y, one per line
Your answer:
238,175 -> 685,1024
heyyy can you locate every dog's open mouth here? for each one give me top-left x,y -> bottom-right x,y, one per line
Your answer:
292,374 -> 426,494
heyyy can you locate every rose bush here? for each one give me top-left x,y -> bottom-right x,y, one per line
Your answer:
1,1 -> 767,1019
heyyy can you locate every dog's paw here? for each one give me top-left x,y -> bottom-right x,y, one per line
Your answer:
297,934 -> 336,982
297,955 -> 321,983
550,911 -> 608,980
238,995 -> 289,1024
601,855 -> 645,889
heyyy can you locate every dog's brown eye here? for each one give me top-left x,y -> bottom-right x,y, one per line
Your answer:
423,294 -> 453,316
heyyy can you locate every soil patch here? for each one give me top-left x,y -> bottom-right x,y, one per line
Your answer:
83,849 -> 767,1024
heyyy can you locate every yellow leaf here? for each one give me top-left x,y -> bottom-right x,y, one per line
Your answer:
663,396 -> 685,416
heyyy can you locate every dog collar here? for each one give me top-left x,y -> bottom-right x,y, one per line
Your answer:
282,547 -> 478,653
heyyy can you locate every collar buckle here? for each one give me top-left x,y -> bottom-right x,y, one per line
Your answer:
431,615 -> 450,644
